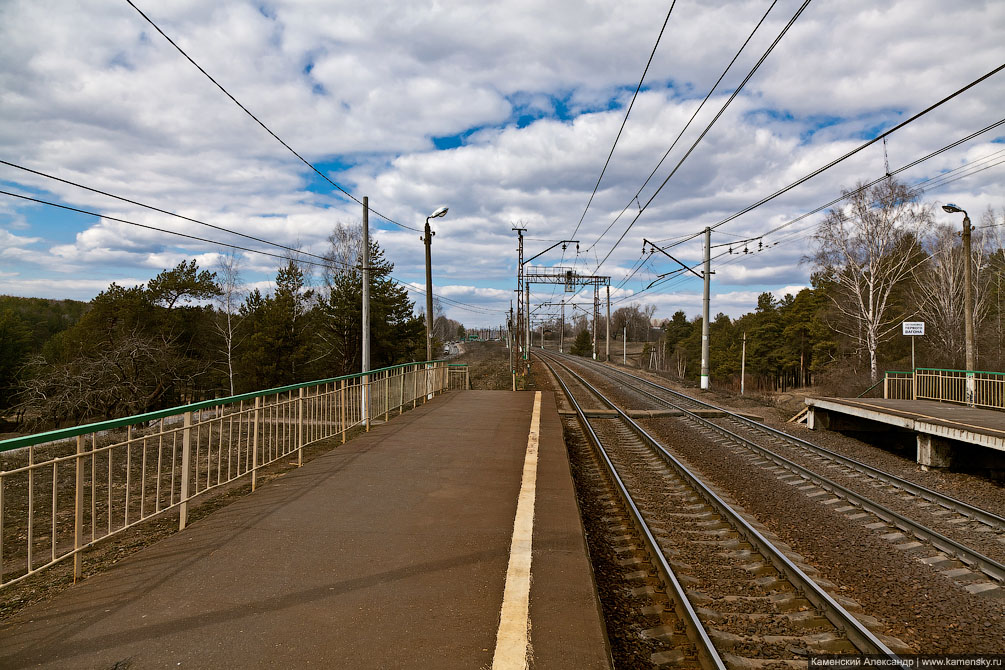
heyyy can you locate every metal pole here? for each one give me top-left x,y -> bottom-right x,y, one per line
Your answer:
514,228 -> 525,361
560,301 -> 565,353
741,332 -> 747,395
424,215 -> 434,363
180,411 -> 193,527
962,213 -> 976,404
74,435 -> 84,581
700,226 -> 711,390
592,285 -> 598,360
606,284 -> 611,362
525,283 -> 530,371
623,326 -> 627,365
362,197 -> 370,429
509,302 -> 516,391
912,340 -> 918,400
297,387 -> 304,466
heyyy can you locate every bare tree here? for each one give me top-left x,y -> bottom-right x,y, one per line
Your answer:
810,179 -> 931,381
213,252 -> 246,396
16,332 -> 207,428
981,206 -> 1005,367
912,223 -> 993,367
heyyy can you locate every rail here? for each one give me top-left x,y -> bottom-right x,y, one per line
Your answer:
884,368 -> 1005,409
539,351 -> 899,662
0,360 -> 465,590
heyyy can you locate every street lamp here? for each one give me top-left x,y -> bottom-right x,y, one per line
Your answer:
943,203 -> 975,403
423,206 -> 448,362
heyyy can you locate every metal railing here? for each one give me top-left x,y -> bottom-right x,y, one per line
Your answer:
0,360 -> 464,590
882,371 -> 915,400
883,368 -> 1005,410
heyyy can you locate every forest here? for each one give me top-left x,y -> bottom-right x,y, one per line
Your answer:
2,180 -> 1004,428
0,223 -> 427,430
563,180 -> 1005,395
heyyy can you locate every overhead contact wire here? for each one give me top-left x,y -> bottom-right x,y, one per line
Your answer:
593,0 -> 814,273
124,0 -> 419,232
570,0 -> 677,240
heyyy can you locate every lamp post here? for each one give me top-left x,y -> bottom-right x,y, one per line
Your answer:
423,206 -> 448,362
943,203 -> 975,404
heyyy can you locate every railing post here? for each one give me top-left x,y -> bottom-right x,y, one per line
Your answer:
297,387 -> 304,467
251,397 -> 260,491
912,369 -> 917,401
73,435 -> 85,581
179,411 -> 192,530
413,365 -> 418,408
400,368 -> 405,415
466,366 -> 470,390
340,379 -> 347,444
364,375 -> 370,432
883,374 -> 888,399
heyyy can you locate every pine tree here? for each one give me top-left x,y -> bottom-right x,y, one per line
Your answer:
570,329 -> 593,357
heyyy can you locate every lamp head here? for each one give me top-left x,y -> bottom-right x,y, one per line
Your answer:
942,203 -> 964,215
429,206 -> 449,219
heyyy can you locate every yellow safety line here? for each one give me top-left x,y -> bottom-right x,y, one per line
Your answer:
836,399 -> 1005,437
491,391 -> 541,670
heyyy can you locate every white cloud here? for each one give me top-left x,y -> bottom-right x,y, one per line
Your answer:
0,0 -> 1002,326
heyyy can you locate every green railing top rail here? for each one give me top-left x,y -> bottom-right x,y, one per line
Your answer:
885,368 -> 1005,377
916,367 -> 1005,376
0,359 -> 449,454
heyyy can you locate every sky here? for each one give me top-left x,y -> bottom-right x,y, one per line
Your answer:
1,0 -> 1004,329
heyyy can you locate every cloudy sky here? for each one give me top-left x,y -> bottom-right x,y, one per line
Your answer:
2,0 -> 1003,328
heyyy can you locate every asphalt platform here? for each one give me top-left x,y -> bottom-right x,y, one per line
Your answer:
0,390 -> 612,669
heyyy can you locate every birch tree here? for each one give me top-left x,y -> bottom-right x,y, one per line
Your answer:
912,223 -> 993,367
213,252 -> 245,396
810,179 -> 931,381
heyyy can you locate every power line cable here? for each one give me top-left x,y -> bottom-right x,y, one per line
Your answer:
593,0 -> 814,272
570,0 -> 677,240
123,0 -> 419,233
0,189 -> 503,315
754,117 -> 1005,241
695,64 -> 1005,238
0,159 -> 335,265
1,189 -> 340,270
613,119 -> 1005,304
589,0 -> 779,251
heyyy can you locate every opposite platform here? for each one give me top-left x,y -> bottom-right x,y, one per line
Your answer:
0,390 -> 611,669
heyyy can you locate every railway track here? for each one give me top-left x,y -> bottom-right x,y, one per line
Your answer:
538,353 -> 904,668
549,352 -> 1005,598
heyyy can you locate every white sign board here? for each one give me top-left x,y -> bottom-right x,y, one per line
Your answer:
902,321 -> 925,336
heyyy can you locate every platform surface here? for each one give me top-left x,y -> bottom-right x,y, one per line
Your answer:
0,390 -> 611,669
806,397 -> 1005,451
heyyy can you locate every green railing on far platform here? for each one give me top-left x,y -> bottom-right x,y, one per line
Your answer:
883,367 -> 1005,410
